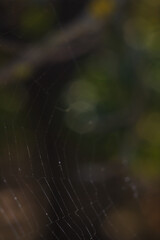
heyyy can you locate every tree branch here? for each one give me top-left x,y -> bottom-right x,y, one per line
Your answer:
0,15 -> 105,86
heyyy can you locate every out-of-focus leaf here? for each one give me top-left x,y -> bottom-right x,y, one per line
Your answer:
20,6 -> 55,39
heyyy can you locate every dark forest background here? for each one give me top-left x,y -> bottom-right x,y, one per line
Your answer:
0,0 -> 160,240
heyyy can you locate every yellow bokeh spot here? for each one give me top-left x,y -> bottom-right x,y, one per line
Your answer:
89,0 -> 115,19
13,63 -> 32,81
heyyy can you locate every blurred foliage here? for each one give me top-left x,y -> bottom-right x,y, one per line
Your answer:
0,0 -> 160,239
20,6 -> 54,39
88,0 -> 115,19
0,85 -> 28,120
0,0 -> 159,181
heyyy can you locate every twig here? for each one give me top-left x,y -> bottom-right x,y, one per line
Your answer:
0,15 -> 105,86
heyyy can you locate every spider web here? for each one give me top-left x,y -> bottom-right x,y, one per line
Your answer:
0,1 -> 145,240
